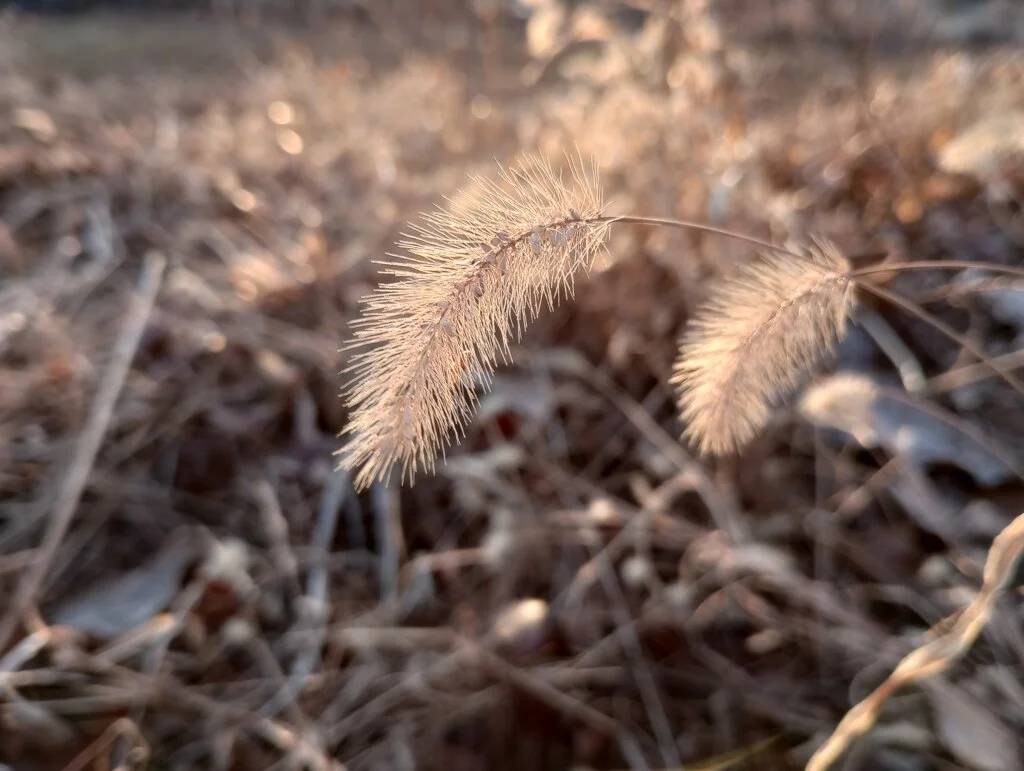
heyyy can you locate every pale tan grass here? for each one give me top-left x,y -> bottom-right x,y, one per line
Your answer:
806,511 -> 1024,771
671,241 -> 856,456
338,154 -> 610,490
339,156 -> 1024,486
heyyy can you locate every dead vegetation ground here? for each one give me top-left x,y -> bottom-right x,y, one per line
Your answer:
2,1 -> 1024,769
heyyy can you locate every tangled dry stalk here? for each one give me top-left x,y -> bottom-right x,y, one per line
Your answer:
4,3 -> 1024,770
808,511 -> 1024,770
340,154 -> 1024,770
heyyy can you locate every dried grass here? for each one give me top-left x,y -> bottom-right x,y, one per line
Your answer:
671,241 -> 855,456
3,4 -> 1024,771
342,176 -> 1024,480
808,511 -> 1024,771
339,154 -> 610,489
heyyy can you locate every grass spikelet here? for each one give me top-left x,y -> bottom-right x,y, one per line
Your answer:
672,241 -> 856,456
338,154 -> 610,490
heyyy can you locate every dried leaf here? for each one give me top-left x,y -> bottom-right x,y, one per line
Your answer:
937,111 -> 1024,177
51,531 -> 196,639
799,371 -> 1017,486
927,680 -> 1020,771
4,699 -> 75,747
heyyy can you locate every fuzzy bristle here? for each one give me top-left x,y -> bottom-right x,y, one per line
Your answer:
338,154 -> 610,489
672,240 -> 856,455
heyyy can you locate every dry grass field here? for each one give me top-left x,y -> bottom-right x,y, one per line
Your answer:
2,1 -> 1024,769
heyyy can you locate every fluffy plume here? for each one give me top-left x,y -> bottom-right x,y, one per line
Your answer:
672,241 -> 856,455
339,154 -> 610,489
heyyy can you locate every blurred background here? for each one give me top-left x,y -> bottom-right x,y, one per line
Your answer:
1,1 -> 1024,769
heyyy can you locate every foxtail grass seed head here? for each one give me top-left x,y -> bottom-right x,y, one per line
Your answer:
338,154 -> 609,490
672,240 -> 856,455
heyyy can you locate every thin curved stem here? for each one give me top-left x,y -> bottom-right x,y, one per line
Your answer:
856,280 -> 1024,398
852,304 -> 926,392
603,221 -> 1024,287
598,215 -> 806,260
879,385 -> 1024,483
926,347 -> 1024,396
851,260 -> 1024,281
593,213 -> 1024,399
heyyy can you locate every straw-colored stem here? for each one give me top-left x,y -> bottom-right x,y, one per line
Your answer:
851,260 -> 1024,281
856,280 -> 1024,397
598,215 -> 806,259
807,512 -> 1024,771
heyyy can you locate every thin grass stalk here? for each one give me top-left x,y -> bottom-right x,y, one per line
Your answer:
856,280 -> 1024,397
340,155 -> 1024,485
806,512 -> 1024,771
